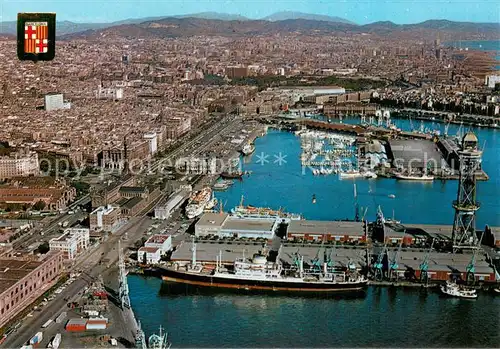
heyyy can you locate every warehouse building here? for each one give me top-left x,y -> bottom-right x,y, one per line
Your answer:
287,220 -> 366,242
0,251 -> 63,328
195,213 -> 278,239
388,250 -> 497,282
387,139 -> 446,173
195,212 -> 229,237
154,189 -> 189,220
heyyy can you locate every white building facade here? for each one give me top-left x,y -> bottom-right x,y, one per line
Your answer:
49,228 -> 90,260
0,150 -> 39,180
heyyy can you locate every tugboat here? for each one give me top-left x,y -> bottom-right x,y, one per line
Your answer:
440,280 -> 477,299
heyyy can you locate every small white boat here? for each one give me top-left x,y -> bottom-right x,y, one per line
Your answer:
395,173 -> 434,181
440,280 -> 477,299
339,171 -> 363,179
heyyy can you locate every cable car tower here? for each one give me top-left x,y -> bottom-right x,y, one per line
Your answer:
451,132 -> 482,250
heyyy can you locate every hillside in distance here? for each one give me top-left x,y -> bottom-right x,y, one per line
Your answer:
263,11 -> 354,24
61,17 -> 500,41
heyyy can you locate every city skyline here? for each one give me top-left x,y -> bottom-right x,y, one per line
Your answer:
1,0 -> 500,24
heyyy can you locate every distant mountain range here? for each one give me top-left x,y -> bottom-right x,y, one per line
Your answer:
0,12 -> 498,40
262,11 -> 354,24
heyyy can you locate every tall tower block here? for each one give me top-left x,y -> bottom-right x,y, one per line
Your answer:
451,132 -> 482,248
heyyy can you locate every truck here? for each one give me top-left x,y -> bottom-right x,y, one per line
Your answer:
29,332 -> 43,346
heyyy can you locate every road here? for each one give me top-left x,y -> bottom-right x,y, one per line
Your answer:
1,214 -> 152,349
1,114 -> 248,347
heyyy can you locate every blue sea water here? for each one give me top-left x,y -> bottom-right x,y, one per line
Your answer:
129,276 -> 500,348
215,118 -> 499,227
445,39 -> 500,68
129,117 -> 500,348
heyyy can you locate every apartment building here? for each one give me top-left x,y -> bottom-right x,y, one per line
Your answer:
0,149 -> 39,180
89,205 -> 122,233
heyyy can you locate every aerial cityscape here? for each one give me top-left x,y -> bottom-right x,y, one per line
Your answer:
0,1 -> 499,348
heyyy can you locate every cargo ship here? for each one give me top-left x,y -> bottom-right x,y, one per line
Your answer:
185,187 -> 212,219
161,242 -> 367,292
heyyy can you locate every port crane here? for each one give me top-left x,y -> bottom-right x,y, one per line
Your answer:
310,237 -> 325,272
324,246 -> 335,272
373,244 -> 387,281
388,238 -> 404,281
465,232 -> 484,285
419,238 -> 435,285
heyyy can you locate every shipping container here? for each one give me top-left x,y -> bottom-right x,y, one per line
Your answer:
65,318 -> 87,332
86,318 -> 107,330
55,312 -> 67,324
29,332 -> 43,345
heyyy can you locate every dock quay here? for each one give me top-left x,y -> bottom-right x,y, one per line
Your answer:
131,211 -> 500,291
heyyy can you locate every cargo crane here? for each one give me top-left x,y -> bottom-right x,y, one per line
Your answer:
465,232 -> 484,285
324,247 -> 335,272
373,244 -> 387,281
388,238 -> 404,281
310,238 -> 325,272
419,239 -> 435,285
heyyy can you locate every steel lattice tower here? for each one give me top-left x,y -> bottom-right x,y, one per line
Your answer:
451,132 -> 482,249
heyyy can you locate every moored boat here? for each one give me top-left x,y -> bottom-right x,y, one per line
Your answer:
440,280 -> 477,299
339,171 -> 363,179
161,242 -> 367,293
220,171 -> 244,179
213,180 -> 233,191
395,173 -> 434,181
185,187 -> 212,219
241,143 -> 255,156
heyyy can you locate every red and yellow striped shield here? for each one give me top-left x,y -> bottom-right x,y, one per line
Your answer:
24,21 -> 48,54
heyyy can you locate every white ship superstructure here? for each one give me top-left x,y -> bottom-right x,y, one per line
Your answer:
185,187 -> 212,219
440,280 -> 477,299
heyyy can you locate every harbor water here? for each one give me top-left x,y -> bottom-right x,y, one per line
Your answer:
215,118 -> 499,227
129,276 -> 500,347
129,116 -> 500,347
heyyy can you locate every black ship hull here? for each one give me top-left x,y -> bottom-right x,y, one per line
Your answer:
160,267 -> 367,292
220,172 -> 243,179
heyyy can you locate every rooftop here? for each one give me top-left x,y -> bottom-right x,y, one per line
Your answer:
288,220 -> 364,236
146,234 -> 172,244
222,217 -> 276,232
196,212 -> 229,228
388,139 -> 445,169
0,258 -> 43,294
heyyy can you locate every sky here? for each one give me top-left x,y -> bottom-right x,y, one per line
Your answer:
1,0 -> 499,24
